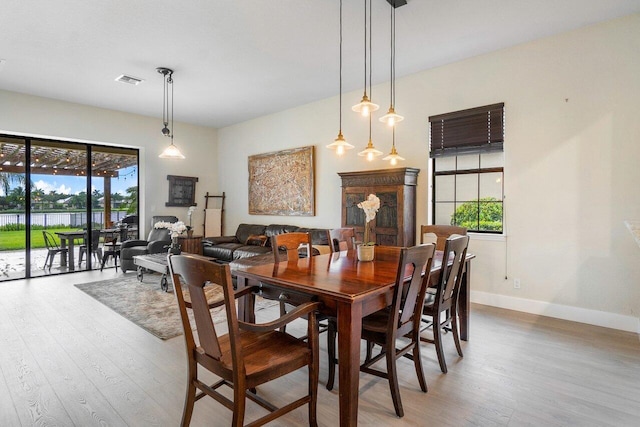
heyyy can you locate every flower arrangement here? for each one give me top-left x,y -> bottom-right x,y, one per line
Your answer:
357,193 -> 380,245
186,206 -> 197,229
154,220 -> 187,238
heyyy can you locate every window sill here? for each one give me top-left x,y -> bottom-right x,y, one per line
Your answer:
468,232 -> 506,242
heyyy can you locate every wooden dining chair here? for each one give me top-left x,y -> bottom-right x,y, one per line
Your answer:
420,224 -> 467,251
421,234 -> 470,373
327,244 -> 436,417
272,231 -> 311,263
272,232 -> 338,389
168,253 -> 320,427
42,231 -> 68,269
329,227 -> 356,251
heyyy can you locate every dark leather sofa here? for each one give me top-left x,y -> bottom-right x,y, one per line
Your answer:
202,223 -> 331,263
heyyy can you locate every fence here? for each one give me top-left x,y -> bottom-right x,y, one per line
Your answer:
0,211 -> 130,228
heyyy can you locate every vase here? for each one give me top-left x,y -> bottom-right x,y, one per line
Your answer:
168,237 -> 181,255
187,229 -> 194,238
357,244 -> 375,262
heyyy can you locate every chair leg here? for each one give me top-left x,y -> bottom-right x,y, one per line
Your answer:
181,381 -> 197,427
43,253 -> 50,269
309,358 -> 319,427
365,340 -> 374,362
433,320 -> 448,374
232,386 -> 246,427
451,311 -> 464,358
412,336 -> 428,393
279,301 -> 287,333
386,344 -> 404,418
326,320 -> 337,391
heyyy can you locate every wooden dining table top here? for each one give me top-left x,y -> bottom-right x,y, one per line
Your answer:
236,246 -> 474,302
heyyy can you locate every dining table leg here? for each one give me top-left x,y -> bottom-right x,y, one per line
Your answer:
458,259 -> 471,341
67,239 -> 76,271
337,300 -> 362,427
59,238 -> 68,267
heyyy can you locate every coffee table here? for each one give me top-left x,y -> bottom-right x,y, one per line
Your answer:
133,253 -> 172,291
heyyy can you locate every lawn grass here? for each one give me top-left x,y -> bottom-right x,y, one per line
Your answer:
0,228 -> 80,251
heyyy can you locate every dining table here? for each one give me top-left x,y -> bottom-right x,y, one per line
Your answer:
55,230 -> 87,271
233,246 -> 475,427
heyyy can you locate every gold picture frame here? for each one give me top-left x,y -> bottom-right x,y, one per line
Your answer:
248,146 -> 315,216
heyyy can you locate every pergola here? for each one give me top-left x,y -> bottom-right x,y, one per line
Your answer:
1,137 -> 138,227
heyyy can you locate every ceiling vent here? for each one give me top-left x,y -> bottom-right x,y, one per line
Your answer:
115,74 -> 144,85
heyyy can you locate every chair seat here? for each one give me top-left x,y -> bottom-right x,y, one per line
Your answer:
362,308 -> 393,333
197,329 -> 312,387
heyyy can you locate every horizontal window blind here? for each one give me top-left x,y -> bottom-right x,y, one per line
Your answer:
429,103 -> 504,158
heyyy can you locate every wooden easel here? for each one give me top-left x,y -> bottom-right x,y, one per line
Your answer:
203,192 -> 225,236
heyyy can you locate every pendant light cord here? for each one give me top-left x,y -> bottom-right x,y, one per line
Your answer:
162,73 -> 168,126
388,3 -> 396,109
368,0 -> 373,141
363,0 -> 367,96
339,0 -> 343,133
169,72 -> 174,141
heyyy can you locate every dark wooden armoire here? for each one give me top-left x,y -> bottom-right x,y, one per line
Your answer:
338,168 -> 419,247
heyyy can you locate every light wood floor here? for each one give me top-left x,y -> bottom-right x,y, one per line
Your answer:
1,269 -> 639,426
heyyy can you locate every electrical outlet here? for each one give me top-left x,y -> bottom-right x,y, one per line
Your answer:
514,278 -> 521,289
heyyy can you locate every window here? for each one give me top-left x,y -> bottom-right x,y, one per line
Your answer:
429,103 -> 504,233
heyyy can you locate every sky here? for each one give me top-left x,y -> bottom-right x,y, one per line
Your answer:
1,166 -> 137,197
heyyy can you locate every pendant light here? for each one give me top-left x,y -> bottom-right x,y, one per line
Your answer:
382,126 -> 405,165
351,0 -> 379,117
379,3 -> 404,127
157,67 -> 185,159
357,0 -> 383,161
326,0 -> 354,156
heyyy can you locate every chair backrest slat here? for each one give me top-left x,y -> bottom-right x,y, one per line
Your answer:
420,225 -> 467,251
438,235 -> 470,307
168,254 -> 240,365
391,244 -> 436,333
272,232 -> 311,263
330,227 -> 355,251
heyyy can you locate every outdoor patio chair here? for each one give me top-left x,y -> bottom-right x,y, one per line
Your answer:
42,231 -> 68,270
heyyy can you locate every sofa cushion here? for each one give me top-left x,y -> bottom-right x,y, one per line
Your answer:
203,242 -> 244,261
233,245 -> 272,260
235,224 -> 267,246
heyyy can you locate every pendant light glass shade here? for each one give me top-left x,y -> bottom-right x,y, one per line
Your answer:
352,94 -> 379,117
159,139 -> 185,159
358,139 -> 383,161
382,127 -> 404,165
157,67 -> 185,160
379,107 -> 404,127
327,131 -> 354,156
328,0 -> 351,156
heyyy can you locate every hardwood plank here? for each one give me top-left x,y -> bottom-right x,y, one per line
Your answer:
1,271 -> 639,426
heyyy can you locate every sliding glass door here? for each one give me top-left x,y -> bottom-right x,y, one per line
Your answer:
0,134 -> 138,281
0,136 -> 27,280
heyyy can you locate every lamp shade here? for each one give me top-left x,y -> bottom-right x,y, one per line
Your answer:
327,132 -> 354,156
358,140 -> 383,161
159,141 -> 185,159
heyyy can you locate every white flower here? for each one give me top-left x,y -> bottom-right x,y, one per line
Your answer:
187,206 -> 197,217
154,220 -> 187,238
357,194 -> 380,223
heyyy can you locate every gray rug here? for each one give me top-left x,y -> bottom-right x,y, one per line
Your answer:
74,274 -> 277,340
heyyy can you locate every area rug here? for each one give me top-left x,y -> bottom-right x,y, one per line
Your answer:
74,274 -> 277,340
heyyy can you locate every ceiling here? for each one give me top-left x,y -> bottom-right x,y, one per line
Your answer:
1,1 -> 639,129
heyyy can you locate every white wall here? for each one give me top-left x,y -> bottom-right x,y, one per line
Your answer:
218,14 -> 640,332
0,90 -> 219,236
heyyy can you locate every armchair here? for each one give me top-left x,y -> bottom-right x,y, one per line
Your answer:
120,215 -> 178,273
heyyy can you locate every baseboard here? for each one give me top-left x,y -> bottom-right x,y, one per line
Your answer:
471,291 -> 640,334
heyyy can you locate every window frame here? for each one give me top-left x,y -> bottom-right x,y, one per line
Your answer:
429,103 -> 505,234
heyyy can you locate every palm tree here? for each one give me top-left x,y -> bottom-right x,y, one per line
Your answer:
0,172 -> 25,197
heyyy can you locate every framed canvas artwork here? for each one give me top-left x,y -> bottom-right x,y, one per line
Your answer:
248,146 -> 315,216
